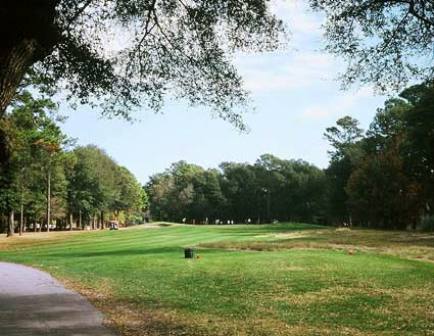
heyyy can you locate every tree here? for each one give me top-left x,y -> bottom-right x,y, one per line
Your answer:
32,112 -> 70,232
67,145 -> 144,228
324,116 -> 364,224
220,162 -> 259,222
113,166 -> 146,224
0,1 -> 286,229
365,98 -> 410,153
202,169 -> 226,221
146,172 -> 175,221
0,89 -> 146,234
0,1 -> 285,122
324,116 -> 364,161
254,154 -> 327,223
346,146 -> 421,230
0,118 -> 19,236
0,91 -> 67,235
400,82 -> 434,214
146,155 -> 328,224
310,0 -> 434,91
70,146 -> 116,229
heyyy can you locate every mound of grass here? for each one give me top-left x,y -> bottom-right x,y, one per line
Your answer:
0,223 -> 433,335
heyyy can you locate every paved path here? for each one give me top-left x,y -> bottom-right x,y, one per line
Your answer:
0,262 -> 117,336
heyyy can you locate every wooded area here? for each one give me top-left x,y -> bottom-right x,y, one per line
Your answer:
147,82 -> 434,230
2,82 -> 433,235
0,91 -> 147,236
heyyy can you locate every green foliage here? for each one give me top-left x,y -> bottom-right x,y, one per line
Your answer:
346,148 -> 421,229
147,155 -> 327,223
68,145 -> 146,225
0,91 -> 63,216
325,81 -> 434,228
324,116 -> 364,161
0,91 -> 145,232
401,83 -> 434,204
9,0 -> 287,127
323,116 -> 364,223
310,0 -> 434,92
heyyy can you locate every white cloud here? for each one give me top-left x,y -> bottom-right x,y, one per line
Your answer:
235,50 -> 339,93
301,87 -> 374,120
233,1 -> 334,93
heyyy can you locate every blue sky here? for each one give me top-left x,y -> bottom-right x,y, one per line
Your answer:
60,1 -> 387,184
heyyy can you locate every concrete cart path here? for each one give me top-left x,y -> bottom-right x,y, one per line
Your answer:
0,262 -> 117,336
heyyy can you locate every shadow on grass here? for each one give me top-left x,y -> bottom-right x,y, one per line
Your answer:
44,246 -> 212,258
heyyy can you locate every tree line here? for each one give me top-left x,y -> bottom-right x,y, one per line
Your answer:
0,92 -> 147,236
327,82 -> 434,230
147,82 -> 434,230
2,82 -> 433,233
146,157 -> 326,224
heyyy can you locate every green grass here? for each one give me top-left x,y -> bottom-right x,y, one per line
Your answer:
1,223 -> 434,335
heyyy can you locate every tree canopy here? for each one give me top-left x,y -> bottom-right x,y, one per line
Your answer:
310,0 -> 434,91
1,0 -> 286,127
146,81 -> 434,231
146,155 -> 327,224
0,91 -> 146,235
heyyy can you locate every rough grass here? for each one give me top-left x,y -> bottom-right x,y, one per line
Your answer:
0,223 -> 434,336
201,227 -> 434,262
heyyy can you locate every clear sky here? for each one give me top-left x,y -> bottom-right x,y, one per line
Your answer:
60,0 -> 387,184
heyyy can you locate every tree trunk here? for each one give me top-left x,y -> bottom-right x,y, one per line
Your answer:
0,0 -> 60,115
100,211 -> 105,230
7,210 -> 14,237
0,41 -> 35,236
46,168 -> 51,232
19,202 -> 24,236
79,210 -> 82,230
69,213 -> 74,231
0,39 -> 39,115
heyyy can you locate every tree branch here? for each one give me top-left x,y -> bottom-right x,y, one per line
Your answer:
67,0 -> 94,27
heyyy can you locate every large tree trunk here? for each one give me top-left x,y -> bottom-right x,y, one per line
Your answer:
7,210 -> 14,237
0,0 -> 59,115
0,39 -> 38,115
0,40 -> 41,176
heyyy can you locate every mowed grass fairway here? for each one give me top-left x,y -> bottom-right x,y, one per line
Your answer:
1,223 -> 434,336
